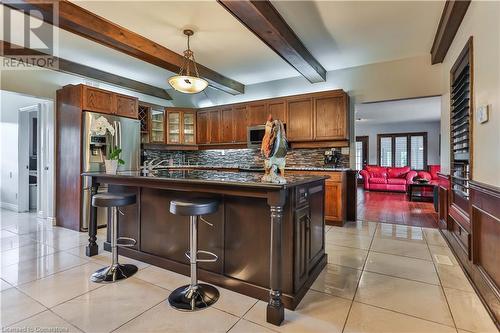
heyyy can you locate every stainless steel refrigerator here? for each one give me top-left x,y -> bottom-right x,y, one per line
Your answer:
81,111 -> 140,230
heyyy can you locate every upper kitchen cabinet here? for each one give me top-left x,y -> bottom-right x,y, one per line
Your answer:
166,108 -> 197,145
115,94 -> 138,118
196,108 -> 221,144
150,108 -> 165,143
196,89 -> 350,148
314,93 -> 348,140
287,97 -> 314,141
267,99 -> 287,123
233,105 -> 249,143
82,86 -> 114,114
197,110 -> 209,145
209,109 -> 221,143
247,103 -> 268,126
79,84 -> 139,119
220,106 -> 248,144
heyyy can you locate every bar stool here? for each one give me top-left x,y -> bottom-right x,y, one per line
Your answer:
168,198 -> 219,311
90,192 -> 138,283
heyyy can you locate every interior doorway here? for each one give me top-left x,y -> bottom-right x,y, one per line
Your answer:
355,136 -> 369,182
354,96 -> 441,228
0,90 -> 55,221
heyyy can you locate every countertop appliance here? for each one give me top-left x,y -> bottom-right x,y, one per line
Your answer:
81,111 -> 140,230
324,149 -> 342,168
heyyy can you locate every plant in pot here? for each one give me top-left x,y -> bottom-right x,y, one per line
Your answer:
105,147 -> 125,175
90,116 -> 124,174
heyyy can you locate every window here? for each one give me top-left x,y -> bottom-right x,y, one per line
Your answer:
377,132 -> 427,170
410,136 -> 425,170
380,137 -> 392,167
355,141 -> 363,170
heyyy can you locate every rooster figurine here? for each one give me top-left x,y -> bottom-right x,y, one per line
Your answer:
261,115 -> 288,183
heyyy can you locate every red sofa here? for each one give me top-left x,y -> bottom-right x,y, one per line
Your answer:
359,166 -> 417,192
417,165 -> 441,185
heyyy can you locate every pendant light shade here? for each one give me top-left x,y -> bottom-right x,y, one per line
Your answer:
168,29 -> 208,94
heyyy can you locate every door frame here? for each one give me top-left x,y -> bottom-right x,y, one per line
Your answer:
355,136 -> 369,183
17,102 -> 55,219
18,105 -> 39,212
355,136 -> 369,169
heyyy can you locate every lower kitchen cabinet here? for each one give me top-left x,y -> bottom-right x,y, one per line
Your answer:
288,170 -> 355,226
294,182 -> 325,292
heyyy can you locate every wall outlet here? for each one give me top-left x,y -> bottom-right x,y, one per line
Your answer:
477,105 -> 489,124
341,147 -> 350,155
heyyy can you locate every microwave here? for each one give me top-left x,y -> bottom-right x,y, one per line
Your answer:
247,124 -> 287,148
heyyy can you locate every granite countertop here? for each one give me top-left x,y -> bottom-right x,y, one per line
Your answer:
153,165 -> 351,172
82,170 -> 328,189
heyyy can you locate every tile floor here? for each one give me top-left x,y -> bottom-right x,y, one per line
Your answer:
357,186 -> 439,228
1,209 -> 497,333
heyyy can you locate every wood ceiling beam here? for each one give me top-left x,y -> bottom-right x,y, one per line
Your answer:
3,0 -> 245,95
1,41 -> 172,100
218,0 -> 326,83
430,0 -> 471,64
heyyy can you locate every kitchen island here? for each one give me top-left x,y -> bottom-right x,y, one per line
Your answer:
83,170 -> 327,326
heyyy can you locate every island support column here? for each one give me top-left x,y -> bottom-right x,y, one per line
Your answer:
86,177 -> 99,256
267,190 -> 287,326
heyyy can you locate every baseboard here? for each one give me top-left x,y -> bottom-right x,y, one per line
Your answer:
0,202 -> 18,212
47,216 -> 56,225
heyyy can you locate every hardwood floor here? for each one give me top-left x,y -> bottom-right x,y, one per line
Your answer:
356,186 -> 438,228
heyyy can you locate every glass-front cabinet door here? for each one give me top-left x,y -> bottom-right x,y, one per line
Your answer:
167,110 -> 181,144
150,109 -> 165,143
183,111 -> 196,144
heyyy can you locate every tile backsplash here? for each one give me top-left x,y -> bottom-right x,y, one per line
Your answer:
144,147 -> 350,168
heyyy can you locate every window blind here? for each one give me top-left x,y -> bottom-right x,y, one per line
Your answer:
395,136 -> 408,167
380,137 -> 392,167
410,136 -> 425,170
450,38 -> 473,211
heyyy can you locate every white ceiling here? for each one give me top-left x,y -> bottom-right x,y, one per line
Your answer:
3,1 -> 446,100
272,0 -> 445,71
71,0 -> 298,85
355,96 -> 442,124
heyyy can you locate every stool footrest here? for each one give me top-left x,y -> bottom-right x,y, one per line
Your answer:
185,250 -> 218,263
116,237 -> 137,247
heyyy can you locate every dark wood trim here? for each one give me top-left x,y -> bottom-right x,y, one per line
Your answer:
4,0 -> 244,95
355,136 -> 369,170
217,0 -> 326,83
431,0 -> 471,64
1,41 -> 172,100
376,132 -> 428,170
440,180 -> 500,327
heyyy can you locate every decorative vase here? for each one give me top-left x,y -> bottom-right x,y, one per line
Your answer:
104,159 -> 118,175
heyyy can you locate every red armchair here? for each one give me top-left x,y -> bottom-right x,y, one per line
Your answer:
417,165 -> 441,185
360,165 -> 417,192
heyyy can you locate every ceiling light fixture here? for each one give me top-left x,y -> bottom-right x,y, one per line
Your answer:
168,29 -> 208,94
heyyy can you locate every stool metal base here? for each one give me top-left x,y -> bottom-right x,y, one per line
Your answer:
168,283 -> 219,311
90,263 -> 138,283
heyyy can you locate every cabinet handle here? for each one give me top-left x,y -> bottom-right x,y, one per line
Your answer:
306,215 -> 311,231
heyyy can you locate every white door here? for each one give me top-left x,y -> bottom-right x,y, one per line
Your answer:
37,102 -> 55,219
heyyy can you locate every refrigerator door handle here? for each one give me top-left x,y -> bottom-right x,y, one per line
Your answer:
118,121 -> 122,149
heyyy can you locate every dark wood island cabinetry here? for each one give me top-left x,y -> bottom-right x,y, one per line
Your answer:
83,170 -> 327,326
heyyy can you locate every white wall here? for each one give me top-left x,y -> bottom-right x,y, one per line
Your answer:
440,1 -> 500,186
0,90 -> 48,210
356,120 -> 441,167
0,66 -> 173,108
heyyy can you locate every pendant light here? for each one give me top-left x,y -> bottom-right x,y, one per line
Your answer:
168,29 -> 208,94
